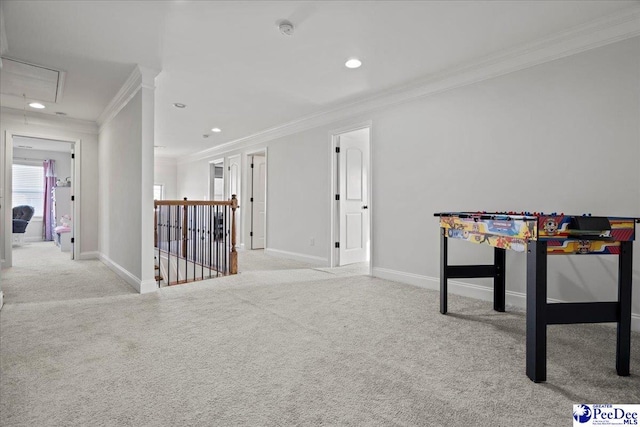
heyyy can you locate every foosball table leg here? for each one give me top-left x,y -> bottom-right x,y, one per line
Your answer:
440,228 -> 448,314
526,240 -> 548,383
494,247 -> 506,312
616,241 -> 632,376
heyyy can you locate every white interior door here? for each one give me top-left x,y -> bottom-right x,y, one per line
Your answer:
251,155 -> 266,249
338,129 -> 369,266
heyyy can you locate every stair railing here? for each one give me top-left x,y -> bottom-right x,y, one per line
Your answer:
154,195 -> 238,286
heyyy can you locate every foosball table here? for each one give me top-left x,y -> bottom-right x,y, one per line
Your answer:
434,211 -> 639,383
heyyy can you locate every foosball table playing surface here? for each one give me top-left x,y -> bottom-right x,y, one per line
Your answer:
434,211 -> 639,383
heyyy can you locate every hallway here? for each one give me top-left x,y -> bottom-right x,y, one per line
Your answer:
2,242 -> 135,304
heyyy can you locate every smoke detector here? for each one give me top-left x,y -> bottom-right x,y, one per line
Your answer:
278,20 -> 294,36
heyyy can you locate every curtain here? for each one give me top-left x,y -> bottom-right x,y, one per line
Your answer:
43,160 -> 56,241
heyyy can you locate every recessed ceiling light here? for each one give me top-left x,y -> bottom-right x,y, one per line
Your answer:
211,128 -> 221,133
345,58 -> 362,69
29,102 -> 45,109
173,103 -> 186,108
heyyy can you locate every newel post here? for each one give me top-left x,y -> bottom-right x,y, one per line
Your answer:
230,194 -> 238,274
154,201 -> 158,248
182,197 -> 188,258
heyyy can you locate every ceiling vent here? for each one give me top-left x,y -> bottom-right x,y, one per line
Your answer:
0,57 -> 65,103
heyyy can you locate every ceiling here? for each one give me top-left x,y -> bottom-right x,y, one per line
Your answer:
1,1 -> 638,158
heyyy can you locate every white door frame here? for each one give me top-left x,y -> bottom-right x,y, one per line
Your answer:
2,130 -> 82,267
246,148 -> 267,250
329,121 -> 373,271
207,158 -> 225,201
226,154 -> 241,201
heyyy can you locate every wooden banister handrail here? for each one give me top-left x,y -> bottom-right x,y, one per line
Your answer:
154,199 -> 234,206
154,195 -> 239,283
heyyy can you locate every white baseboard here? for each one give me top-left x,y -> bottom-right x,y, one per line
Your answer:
78,251 -> 99,260
372,267 -> 640,333
139,279 -> 158,294
264,248 -> 328,266
372,267 -> 439,291
98,253 -> 157,294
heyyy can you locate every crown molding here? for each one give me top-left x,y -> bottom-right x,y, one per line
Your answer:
0,2 -> 8,59
139,65 -> 160,91
97,66 -> 142,132
0,106 -> 98,134
178,5 -> 640,165
97,65 -> 160,133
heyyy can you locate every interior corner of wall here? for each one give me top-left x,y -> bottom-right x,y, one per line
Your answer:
98,253 -> 147,294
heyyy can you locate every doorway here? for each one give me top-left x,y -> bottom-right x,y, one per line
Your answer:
209,159 -> 225,201
248,153 -> 266,250
3,132 -> 80,268
331,125 -> 371,268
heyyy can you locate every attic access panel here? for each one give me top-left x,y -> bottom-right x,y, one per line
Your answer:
0,57 -> 64,103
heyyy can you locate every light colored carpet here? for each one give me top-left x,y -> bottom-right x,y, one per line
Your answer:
237,249 -> 317,272
2,242 -> 136,304
1,244 -> 639,426
314,262 -> 369,276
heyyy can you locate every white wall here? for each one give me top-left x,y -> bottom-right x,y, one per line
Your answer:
98,87 -> 156,293
154,157 -> 177,200
13,147 -> 72,241
370,36 -> 639,302
177,159 -> 209,201
177,128 -> 331,264
176,37 -> 640,328
0,111 -> 100,262
99,92 -> 141,276
266,130 -> 331,262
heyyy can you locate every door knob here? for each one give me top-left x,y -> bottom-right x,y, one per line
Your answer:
362,205 -> 368,209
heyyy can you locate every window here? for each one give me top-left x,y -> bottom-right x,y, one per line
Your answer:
154,184 -> 164,200
12,164 -> 45,216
